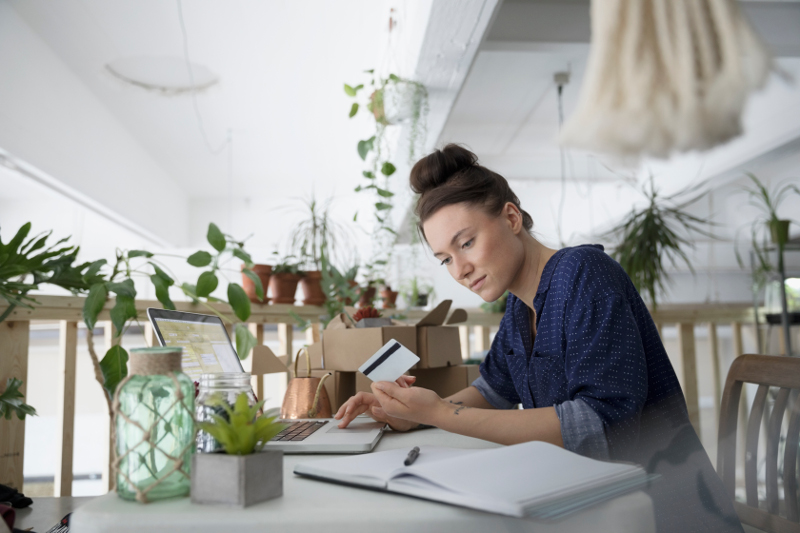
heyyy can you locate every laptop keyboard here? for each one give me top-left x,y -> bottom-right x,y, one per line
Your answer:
271,420 -> 328,442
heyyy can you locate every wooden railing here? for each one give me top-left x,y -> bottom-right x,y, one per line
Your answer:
0,296 -> 761,495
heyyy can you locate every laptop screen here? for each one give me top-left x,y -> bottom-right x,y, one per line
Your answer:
148,309 -> 244,380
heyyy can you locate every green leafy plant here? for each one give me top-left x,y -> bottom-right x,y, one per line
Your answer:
602,177 -> 713,308
196,393 -> 286,455
734,173 -> 800,289
0,222 -> 104,322
0,378 -> 37,420
292,250 -> 359,330
345,71 -> 428,281
288,194 -> 350,272
80,223 -> 260,408
400,276 -> 434,308
271,252 -> 304,276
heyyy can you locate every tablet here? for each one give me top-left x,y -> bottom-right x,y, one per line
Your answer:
146,308 -> 244,380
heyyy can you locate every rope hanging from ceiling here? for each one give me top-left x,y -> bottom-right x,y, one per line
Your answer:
559,0 -> 773,159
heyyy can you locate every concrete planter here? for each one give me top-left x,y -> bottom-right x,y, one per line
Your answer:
191,450 -> 283,507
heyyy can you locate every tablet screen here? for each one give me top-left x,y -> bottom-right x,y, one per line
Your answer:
148,310 -> 244,380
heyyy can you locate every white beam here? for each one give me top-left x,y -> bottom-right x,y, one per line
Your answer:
412,0 -> 504,151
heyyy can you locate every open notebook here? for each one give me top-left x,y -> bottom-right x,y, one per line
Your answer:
294,441 -> 652,519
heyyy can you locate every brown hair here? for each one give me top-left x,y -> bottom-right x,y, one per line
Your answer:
410,144 -> 533,241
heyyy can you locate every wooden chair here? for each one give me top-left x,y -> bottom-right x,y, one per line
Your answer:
718,354 -> 800,533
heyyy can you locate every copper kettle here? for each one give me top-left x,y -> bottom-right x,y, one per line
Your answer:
280,347 -> 332,419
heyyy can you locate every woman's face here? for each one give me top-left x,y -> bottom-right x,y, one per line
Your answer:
423,202 -> 525,302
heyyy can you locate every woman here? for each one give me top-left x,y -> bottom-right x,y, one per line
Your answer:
334,144 -> 742,532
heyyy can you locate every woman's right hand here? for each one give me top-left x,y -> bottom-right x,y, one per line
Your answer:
334,375 -> 419,432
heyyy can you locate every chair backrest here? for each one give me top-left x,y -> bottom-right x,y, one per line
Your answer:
718,354 -> 800,533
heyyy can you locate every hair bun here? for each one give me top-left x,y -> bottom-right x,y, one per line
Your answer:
409,144 -> 478,195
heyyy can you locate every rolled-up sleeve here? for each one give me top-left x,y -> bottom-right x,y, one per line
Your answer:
564,291 -> 649,456
555,398 -> 610,460
471,375 -> 515,409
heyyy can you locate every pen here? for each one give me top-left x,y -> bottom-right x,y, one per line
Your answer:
404,446 -> 420,466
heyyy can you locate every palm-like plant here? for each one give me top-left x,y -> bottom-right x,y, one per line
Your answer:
602,177 -> 713,308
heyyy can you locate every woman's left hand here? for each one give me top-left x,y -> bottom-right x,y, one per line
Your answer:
370,381 -> 444,426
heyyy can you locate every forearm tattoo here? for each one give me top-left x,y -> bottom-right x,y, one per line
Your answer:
449,400 -> 470,416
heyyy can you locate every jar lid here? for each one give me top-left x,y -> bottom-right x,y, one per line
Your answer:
129,347 -> 183,376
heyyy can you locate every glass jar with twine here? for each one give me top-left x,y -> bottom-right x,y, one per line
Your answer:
113,347 -> 195,503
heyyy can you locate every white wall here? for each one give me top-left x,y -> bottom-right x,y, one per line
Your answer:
0,2 -> 189,246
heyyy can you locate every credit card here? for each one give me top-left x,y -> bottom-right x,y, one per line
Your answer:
358,339 -> 420,383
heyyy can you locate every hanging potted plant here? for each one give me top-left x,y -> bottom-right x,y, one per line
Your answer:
288,195 -> 351,307
734,173 -> 799,289
344,71 -> 429,290
268,253 -> 303,305
601,177 -> 714,308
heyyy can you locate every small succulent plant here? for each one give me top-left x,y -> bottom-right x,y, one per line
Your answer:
197,393 -> 286,455
352,306 -> 382,322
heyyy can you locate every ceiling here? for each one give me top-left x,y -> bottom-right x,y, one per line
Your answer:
7,0 -> 394,201
4,0 -> 800,256
436,0 -> 800,244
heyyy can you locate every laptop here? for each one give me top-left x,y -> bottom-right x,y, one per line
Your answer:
146,308 -> 385,454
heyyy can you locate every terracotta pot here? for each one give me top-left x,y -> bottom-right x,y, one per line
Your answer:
357,286 -> 377,308
380,287 -> 399,309
269,273 -> 301,304
241,264 -> 271,304
299,270 -> 326,306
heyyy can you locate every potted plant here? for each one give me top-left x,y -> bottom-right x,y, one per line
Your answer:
345,72 -> 429,280
193,393 -> 286,507
401,276 -> 434,309
601,177 -> 714,309
241,263 -> 271,304
735,173 -> 799,289
357,262 -> 386,308
289,195 -> 350,307
269,253 -> 303,305
379,284 -> 399,309
734,174 -> 799,353
1,221 -> 264,483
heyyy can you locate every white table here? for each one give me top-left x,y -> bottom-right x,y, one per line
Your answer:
71,428 -> 655,533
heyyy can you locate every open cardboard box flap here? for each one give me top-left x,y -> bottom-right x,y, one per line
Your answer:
325,306 -> 359,330
251,345 -> 289,375
415,300 -> 468,327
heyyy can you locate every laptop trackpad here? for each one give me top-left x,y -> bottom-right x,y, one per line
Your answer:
325,420 -> 384,434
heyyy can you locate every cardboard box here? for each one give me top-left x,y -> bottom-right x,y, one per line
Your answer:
410,365 -> 481,398
414,301 -> 468,369
310,370 -> 356,412
355,372 -> 373,394
322,318 -> 417,372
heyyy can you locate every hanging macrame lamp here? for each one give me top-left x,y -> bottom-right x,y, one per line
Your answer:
559,0 -> 773,159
